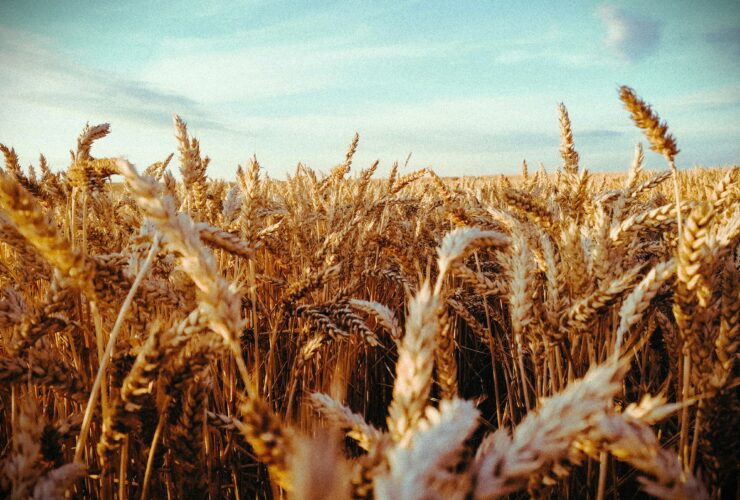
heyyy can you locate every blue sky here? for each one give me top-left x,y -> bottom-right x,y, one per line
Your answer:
0,1 -> 738,178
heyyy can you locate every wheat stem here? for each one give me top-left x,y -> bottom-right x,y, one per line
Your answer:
74,234 -> 161,462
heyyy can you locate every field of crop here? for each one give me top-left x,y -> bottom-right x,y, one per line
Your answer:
0,87 -> 737,499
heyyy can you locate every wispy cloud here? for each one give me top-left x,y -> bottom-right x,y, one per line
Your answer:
665,85 -> 740,111
138,37 -> 460,103
0,26 -> 221,131
0,26 -> 243,170
489,28 -> 609,68
494,48 -> 607,68
596,4 -> 661,62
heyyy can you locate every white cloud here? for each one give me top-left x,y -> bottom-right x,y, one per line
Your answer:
597,5 -> 661,62
0,26 -> 219,130
0,26 -> 243,170
494,48 -> 608,67
137,37 -> 458,103
664,85 -> 740,111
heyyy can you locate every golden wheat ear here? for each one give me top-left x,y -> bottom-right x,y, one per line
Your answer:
375,398 -> 480,500
619,87 -> 679,162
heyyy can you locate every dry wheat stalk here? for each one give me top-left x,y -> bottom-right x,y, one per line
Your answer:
1,87 -> 733,499
577,404 -> 708,499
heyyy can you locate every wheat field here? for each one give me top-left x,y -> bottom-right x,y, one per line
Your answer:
0,87 -> 737,499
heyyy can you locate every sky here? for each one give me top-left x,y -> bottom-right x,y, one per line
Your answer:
0,0 -> 738,179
